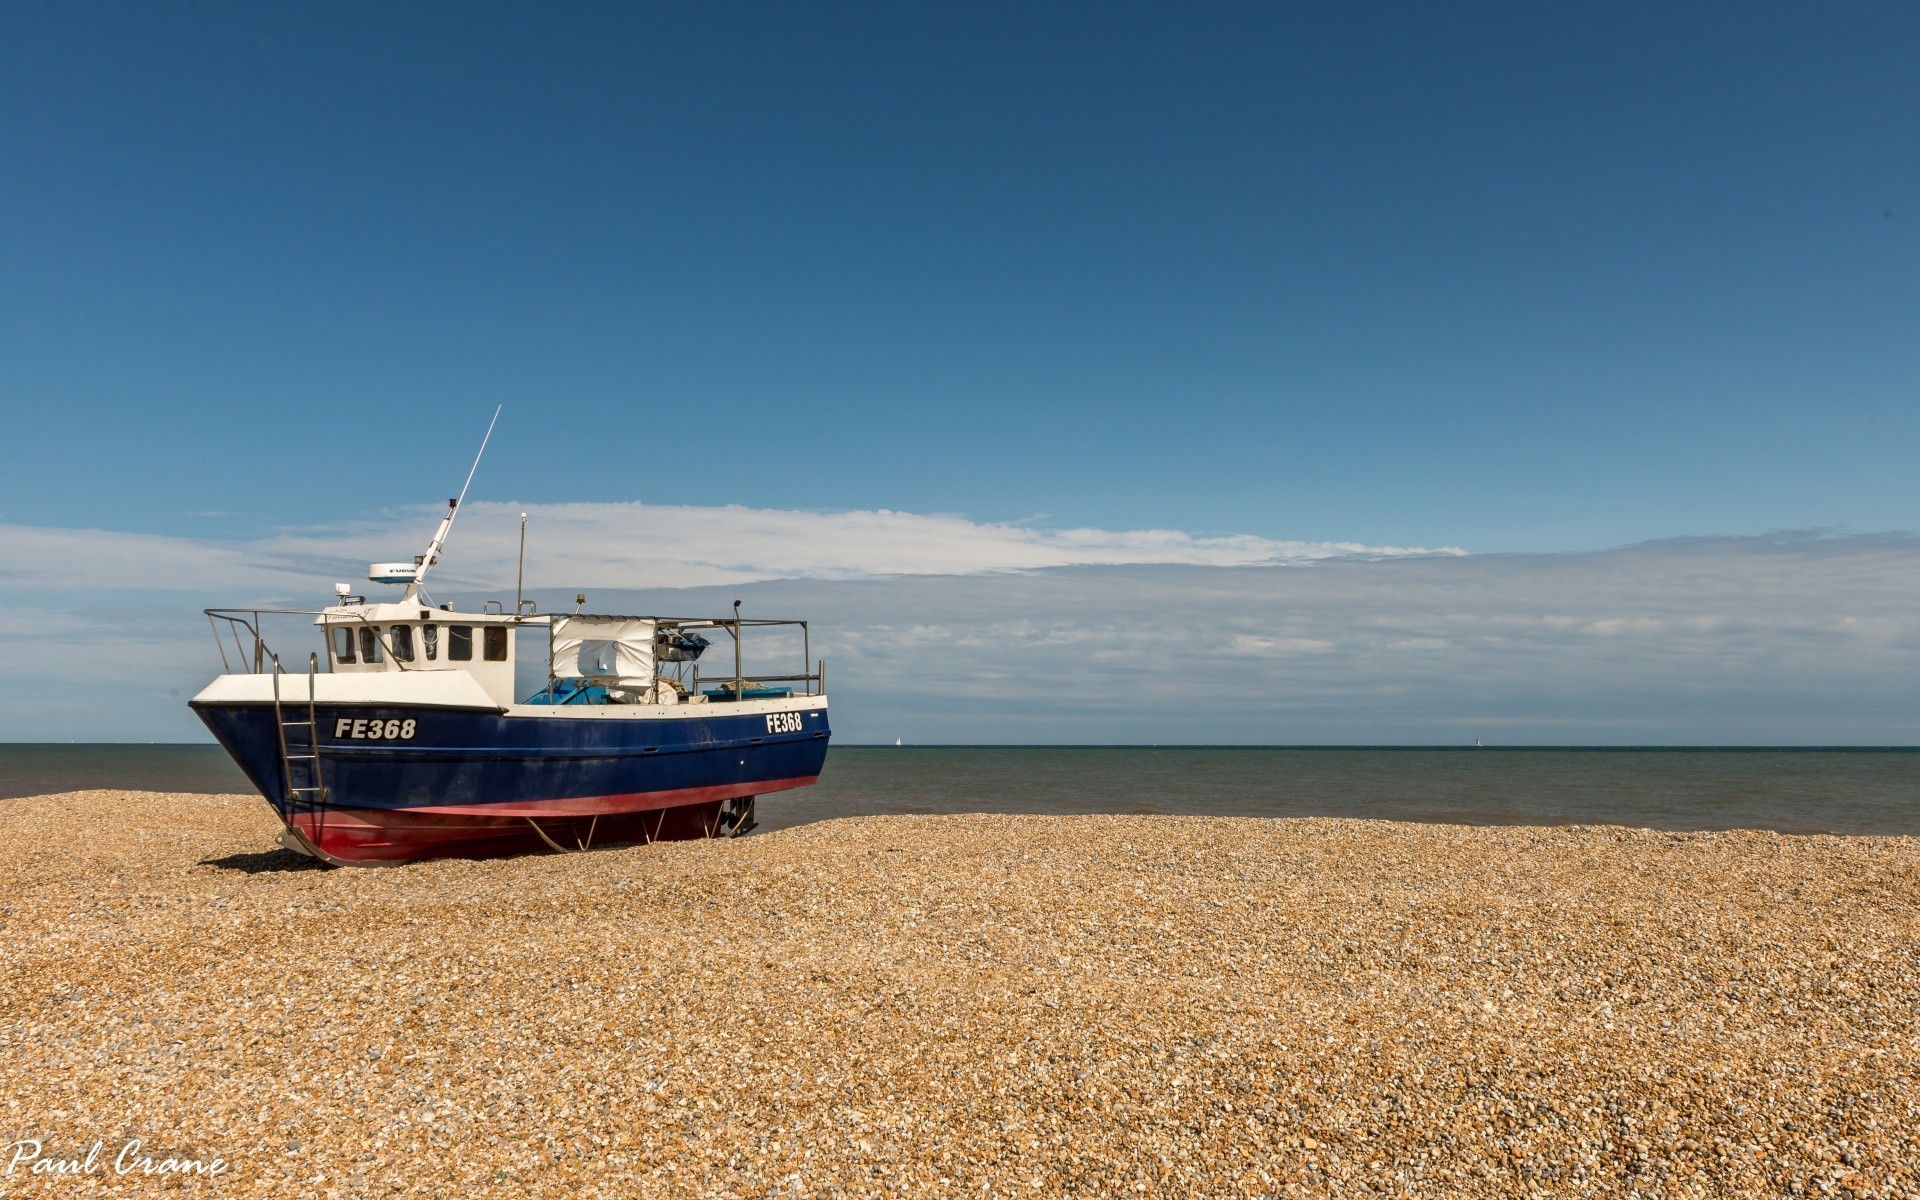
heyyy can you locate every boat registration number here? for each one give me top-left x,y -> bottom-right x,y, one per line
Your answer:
334,718 -> 418,740
765,712 -> 805,734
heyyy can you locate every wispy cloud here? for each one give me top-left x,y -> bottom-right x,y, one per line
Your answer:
0,524 -> 301,593
2,507 -> 1914,745
551,532 -> 1920,745
0,502 -> 1461,595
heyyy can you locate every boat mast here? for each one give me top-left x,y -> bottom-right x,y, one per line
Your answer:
404,405 -> 501,602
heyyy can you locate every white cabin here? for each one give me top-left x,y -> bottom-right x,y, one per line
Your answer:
316,600 -> 527,707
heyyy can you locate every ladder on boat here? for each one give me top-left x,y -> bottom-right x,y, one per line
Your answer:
271,654 -> 329,833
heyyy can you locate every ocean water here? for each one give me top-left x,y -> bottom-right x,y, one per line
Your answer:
3,744 -> 1917,837
0,744 -> 253,800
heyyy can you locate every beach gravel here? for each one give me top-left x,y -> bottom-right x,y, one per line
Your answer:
3,789 -> 1919,1198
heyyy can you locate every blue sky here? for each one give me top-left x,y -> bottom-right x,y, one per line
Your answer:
4,4 -> 1919,742
5,2 -> 1916,551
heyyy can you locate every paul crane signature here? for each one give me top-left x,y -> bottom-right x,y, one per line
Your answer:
4,1138 -> 228,1177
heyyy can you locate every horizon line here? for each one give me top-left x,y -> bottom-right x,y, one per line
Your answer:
4,742 -> 1917,752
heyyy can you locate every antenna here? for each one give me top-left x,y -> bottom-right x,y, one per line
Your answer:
515,512 -> 527,615
401,406 -> 502,599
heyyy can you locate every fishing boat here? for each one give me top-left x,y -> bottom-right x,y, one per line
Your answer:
189,431 -> 830,865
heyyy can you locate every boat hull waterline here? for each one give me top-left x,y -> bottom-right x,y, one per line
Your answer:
193,700 -> 830,864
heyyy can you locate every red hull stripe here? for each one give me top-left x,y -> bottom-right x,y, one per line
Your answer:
395,774 -> 819,818
287,801 -> 739,864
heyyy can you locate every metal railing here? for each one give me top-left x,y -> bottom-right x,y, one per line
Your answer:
204,609 -> 329,675
544,612 -> 826,702
206,607 -> 489,676
210,606 -> 829,702
686,613 -> 822,700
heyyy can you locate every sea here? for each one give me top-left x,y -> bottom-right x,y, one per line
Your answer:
2,744 -> 1917,837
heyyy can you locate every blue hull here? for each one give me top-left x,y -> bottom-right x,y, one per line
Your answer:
191,700 -> 831,863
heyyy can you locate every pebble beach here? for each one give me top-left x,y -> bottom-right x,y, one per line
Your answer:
3,790 -> 1918,1198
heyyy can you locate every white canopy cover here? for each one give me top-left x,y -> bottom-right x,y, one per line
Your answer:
550,615 -> 656,681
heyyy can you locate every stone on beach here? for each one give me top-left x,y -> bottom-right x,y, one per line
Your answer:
3,790 -> 1919,1197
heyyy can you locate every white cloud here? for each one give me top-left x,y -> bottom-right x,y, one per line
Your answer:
0,524 -> 293,592
268,501 -> 1460,591
542,532 -> 1920,745
2,506 -> 1915,744
0,502 -> 1459,596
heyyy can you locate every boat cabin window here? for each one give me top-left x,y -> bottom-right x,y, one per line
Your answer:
484,626 -> 508,661
449,625 -> 473,661
330,626 -> 356,664
423,623 -> 438,661
359,626 -> 383,664
390,625 -> 415,662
